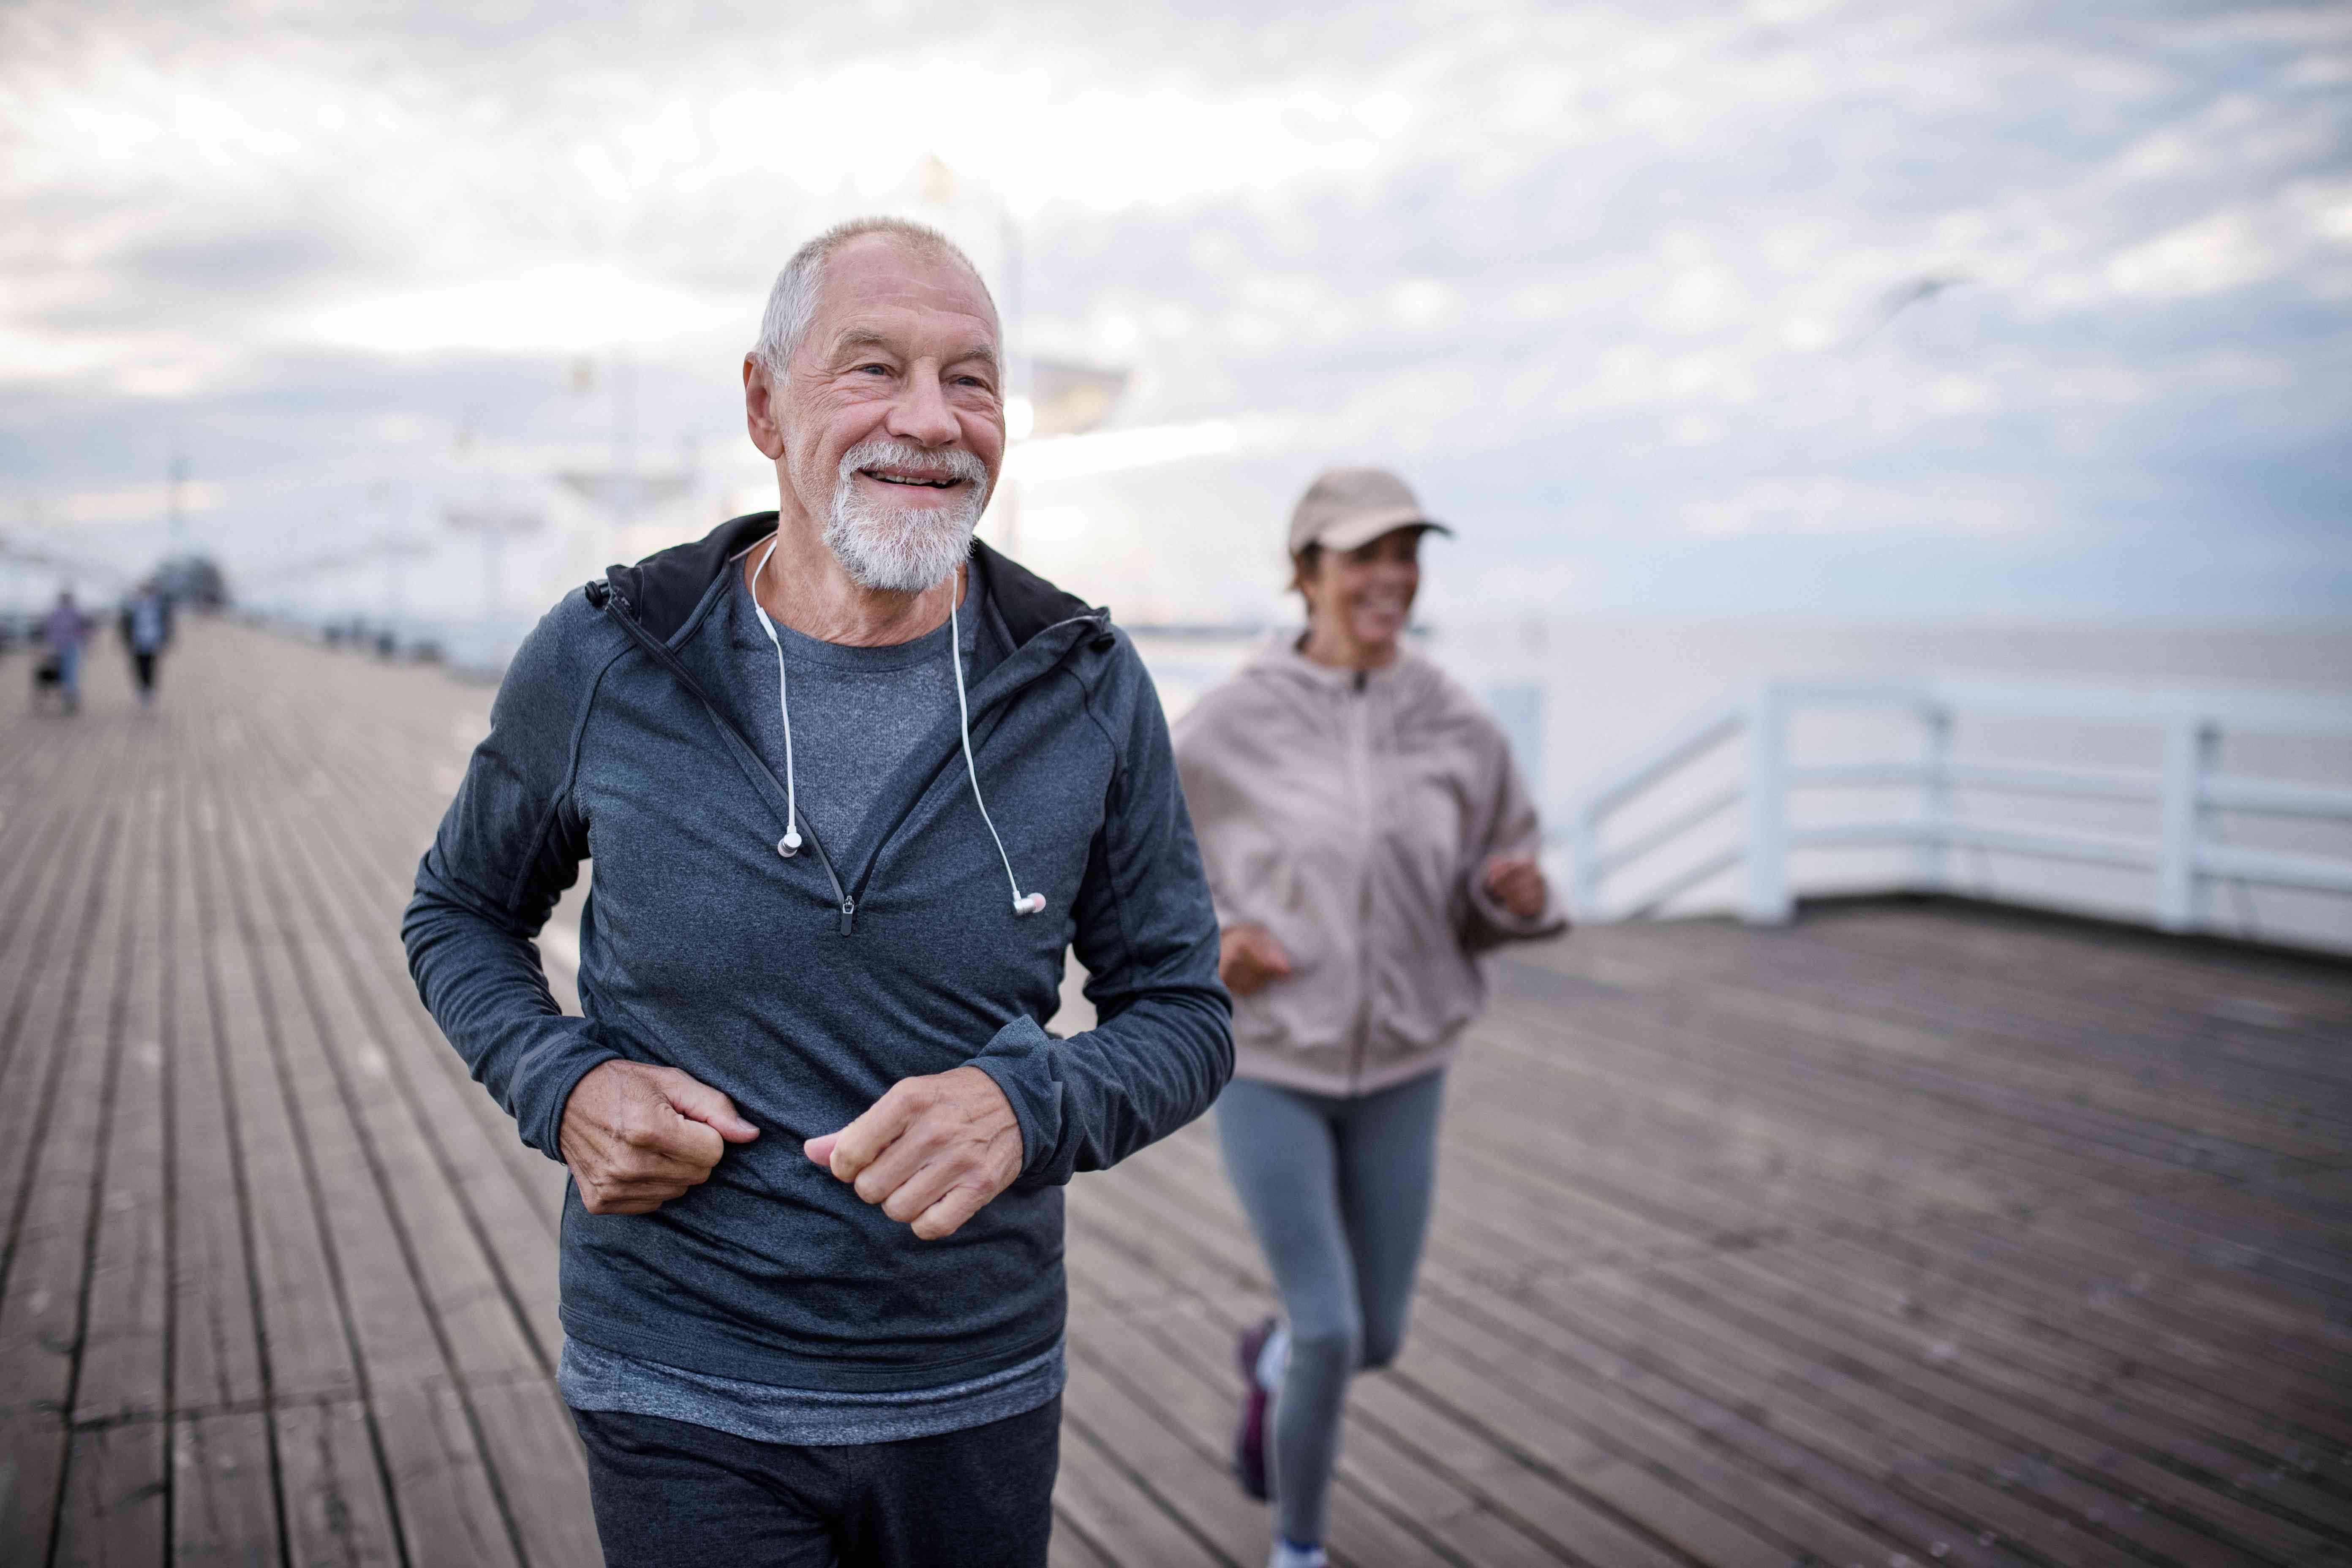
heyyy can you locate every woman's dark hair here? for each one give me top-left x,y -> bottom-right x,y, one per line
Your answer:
1290,542 -> 1323,598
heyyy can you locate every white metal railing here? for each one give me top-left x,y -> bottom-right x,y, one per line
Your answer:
1562,678 -> 2352,939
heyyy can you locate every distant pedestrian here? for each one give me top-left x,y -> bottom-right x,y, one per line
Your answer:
1173,468 -> 1567,1568
120,580 -> 173,705
37,590 -> 94,714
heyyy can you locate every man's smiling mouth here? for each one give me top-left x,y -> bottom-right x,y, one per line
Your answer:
863,468 -> 962,488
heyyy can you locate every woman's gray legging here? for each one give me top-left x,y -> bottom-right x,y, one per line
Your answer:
1215,1070 -> 1445,1546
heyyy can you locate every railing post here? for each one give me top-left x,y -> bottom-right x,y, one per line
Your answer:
1569,805 -> 1601,921
1743,683 -> 1791,924
1917,701 -> 1952,893
2158,714 -> 2213,932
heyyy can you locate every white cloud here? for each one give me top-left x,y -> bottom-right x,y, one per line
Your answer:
1682,474 -> 2053,539
297,262 -> 747,356
1004,418 -> 1284,485
57,479 -> 224,525
0,0 -> 2344,621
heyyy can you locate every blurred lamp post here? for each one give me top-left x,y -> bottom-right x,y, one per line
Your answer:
376,532 -> 433,635
443,507 -> 544,626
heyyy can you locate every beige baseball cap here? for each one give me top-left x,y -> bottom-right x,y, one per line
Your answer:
1287,468 -> 1453,556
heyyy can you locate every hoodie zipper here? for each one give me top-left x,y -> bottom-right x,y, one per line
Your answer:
1346,666 -> 1376,1094
595,584 -> 858,933
841,610 -> 1106,917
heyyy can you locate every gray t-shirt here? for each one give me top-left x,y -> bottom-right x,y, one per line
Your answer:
727,561 -> 978,857
560,558 -> 1064,1445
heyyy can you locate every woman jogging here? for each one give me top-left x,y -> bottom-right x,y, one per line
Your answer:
1173,468 -> 1565,1568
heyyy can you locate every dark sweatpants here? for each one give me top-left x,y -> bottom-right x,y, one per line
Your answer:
571,1397 -> 1060,1568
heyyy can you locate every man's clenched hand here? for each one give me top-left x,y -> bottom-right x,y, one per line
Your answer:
804,1066 -> 1022,1241
560,1060 -> 760,1215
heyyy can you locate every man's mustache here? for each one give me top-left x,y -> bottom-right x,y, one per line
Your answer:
836,438 -> 988,487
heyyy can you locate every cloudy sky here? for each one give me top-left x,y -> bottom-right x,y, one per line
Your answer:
3,0 -> 2348,627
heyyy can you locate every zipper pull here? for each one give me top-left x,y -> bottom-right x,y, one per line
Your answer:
838,896 -> 856,935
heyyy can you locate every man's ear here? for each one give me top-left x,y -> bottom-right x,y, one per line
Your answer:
744,357 -> 787,460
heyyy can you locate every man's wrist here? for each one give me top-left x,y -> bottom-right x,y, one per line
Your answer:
543,1048 -> 625,1162
965,1018 -> 1054,1184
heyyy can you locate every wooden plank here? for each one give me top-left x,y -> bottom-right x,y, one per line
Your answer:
373,1380 -> 528,1568
250,672 -> 574,1262
1533,1259 -> 2283,1566
0,734 -> 118,1079
1687,1242 -> 2352,1544
466,1377 -> 601,1568
1062,1349 -> 1280,1566
1066,1302 -> 1461,1568
1064,1249 -> 1609,1568
1588,910 -> 2352,1108
264,782 -> 566,1369
1535,943 -> 2352,1158
76,776 -> 174,1428
1046,1507 -> 1120,1568
171,1411 -> 282,1568
0,797 -> 139,1567
52,1419 -> 168,1567
1765,1229 -> 2352,1517
276,1398 -> 402,1568
0,1411 -> 69,1560
1812,900 -> 2352,1030
185,773 -> 362,1409
203,769 -> 525,1567
1480,978 -> 2219,1198
1110,1133 -> 1900,1561
1052,1411 -> 1229,1568
168,783 -> 270,1419
1071,1161 -> 1857,1568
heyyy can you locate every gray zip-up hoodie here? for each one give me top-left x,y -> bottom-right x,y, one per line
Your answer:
1173,639 -> 1563,1097
403,514 -> 1231,1392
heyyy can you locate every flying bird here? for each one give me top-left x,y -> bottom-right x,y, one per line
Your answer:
1857,273 -> 1971,344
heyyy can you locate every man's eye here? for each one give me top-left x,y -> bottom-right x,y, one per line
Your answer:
856,362 -> 892,376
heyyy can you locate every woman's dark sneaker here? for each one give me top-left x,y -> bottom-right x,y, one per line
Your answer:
1234,1317 -> 1276,1500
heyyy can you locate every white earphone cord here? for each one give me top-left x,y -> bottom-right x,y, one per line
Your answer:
748,540 -> 802,855
749,539 -> 1040,916
950,590 -> 1046,916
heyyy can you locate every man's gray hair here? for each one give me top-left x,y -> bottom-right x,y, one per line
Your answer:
749,217 -> 993,376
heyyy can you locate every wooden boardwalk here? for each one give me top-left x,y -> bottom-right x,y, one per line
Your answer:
3,616 -> 2349,1568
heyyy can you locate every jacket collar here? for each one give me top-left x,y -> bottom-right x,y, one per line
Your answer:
595,511 -> 1102,648
1244,632 -> 1429,692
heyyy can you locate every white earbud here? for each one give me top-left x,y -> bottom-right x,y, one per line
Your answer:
776,828 -> 800,858
951,588 -> 1048,921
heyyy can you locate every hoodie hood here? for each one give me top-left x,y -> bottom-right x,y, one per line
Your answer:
1234,632 -> 1450,710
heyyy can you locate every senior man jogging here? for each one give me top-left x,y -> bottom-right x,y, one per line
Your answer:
403,217 -> 1231,1568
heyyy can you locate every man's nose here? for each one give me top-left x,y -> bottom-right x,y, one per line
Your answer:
885,368 -> 962,448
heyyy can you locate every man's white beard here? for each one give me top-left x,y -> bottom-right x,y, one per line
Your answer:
822,438 -> 990,593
